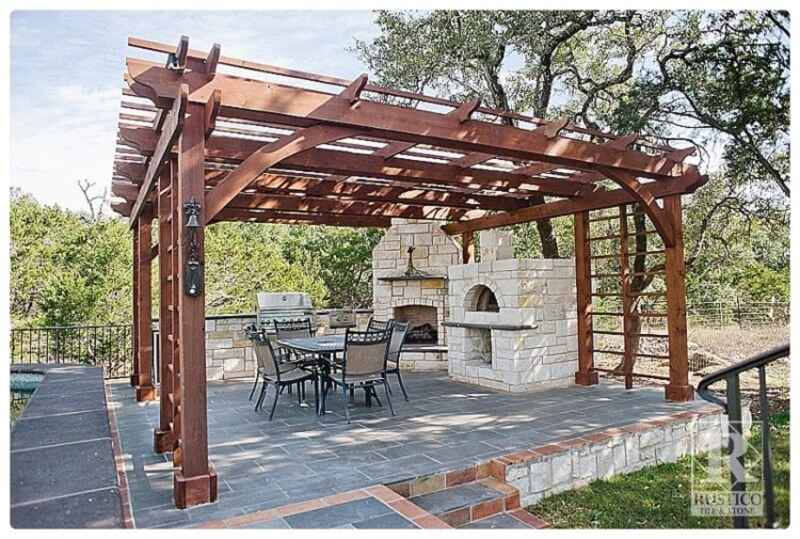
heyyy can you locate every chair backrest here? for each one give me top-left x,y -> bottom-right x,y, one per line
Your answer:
343,328 -> 391,380
253,335 -> 292,381
274,318 -> 313,340
366,317 -> 391,332
387,321 -> 409,364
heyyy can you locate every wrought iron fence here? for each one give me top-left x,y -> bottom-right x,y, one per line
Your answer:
10,324 -> 133,379
697,342 -> 789,528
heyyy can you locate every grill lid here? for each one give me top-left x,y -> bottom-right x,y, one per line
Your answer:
256,292 -> 313,311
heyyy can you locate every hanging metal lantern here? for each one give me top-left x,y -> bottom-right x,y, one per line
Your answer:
183,199 -> 203,297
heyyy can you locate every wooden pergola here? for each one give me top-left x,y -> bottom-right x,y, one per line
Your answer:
113,36 -> 706,508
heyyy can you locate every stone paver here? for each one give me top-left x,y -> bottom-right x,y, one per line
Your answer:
109,373 -> 704,528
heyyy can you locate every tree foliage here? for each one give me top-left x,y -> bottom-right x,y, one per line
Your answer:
10,188 -> 383,327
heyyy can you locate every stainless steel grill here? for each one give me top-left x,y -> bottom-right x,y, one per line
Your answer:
255,292 -> 316,333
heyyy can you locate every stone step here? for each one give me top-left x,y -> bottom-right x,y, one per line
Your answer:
407,479 -> 514,528
459,512 -> 533,529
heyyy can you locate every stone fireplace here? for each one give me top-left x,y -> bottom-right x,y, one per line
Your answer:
372,219 -> 461,369
393,304 -> 438,344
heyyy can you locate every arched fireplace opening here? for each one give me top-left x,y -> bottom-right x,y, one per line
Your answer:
465,284 -> 500,313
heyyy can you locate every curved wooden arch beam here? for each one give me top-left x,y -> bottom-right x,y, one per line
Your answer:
204,125 -> 358,222
597,166 -> 675,247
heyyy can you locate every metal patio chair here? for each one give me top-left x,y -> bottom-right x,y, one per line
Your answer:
253,335 -> 319,421
322,327 -> 394,424
366,317 -> 392,332
384,320 -> 410,401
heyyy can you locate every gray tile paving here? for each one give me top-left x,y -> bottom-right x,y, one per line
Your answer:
109,373 -> 705,528
462,512 -> 532,529
410,481 -> 503,515
284,497 -> 392,528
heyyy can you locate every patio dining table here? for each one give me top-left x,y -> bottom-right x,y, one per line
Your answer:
277,334 -> 386,416
276,335 -> 344,415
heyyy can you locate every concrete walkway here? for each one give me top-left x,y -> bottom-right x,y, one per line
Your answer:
11,365 -> 123,528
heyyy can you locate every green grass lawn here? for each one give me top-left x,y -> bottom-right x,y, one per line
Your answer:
528,412 -> 790,528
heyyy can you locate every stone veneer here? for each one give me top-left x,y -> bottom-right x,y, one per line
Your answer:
495,405 -> 748,506
371,219 -> 462,371
447,258 -> 578,392
155,311 -> 371,381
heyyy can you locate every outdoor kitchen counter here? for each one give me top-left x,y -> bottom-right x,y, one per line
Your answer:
10,364 -> 123,528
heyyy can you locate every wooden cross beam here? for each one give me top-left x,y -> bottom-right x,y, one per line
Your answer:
128,84 -> 187,226
441,166 -> 707,235
117,126 -> 584,197
125,59 -> 693,180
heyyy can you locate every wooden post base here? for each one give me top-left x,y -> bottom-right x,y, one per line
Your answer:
665,384 -> 694,402
129,374 -> 139,387
153,429 -> 177,454
575,370 -> 599,386
135,385 -> 157,402
174,466 -> 217,509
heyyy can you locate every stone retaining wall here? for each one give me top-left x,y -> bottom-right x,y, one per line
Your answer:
493,405 -> 749,506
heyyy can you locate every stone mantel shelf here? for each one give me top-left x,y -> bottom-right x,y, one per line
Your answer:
378,274 -> 447,282
442,321 -> 539,331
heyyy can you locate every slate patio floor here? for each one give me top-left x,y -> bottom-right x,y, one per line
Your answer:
108,373 -> 705,528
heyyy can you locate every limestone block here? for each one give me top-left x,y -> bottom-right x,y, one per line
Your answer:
551,453 -> 572,485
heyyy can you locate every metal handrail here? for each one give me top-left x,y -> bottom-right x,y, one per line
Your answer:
696,342 -> 789,528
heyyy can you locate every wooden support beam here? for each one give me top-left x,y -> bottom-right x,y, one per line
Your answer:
619,205 -> 634,390
205,43 -> 221,76
203,125 -> 358,222
663,195 -> 694,402
573,211 -> 597,386
130,225 -> 139,388
129,84 -> 188,225
225,191 -> 477,221
341,73 -> 368,104
213,208 -> 392,227
134,207 -> 156,402
174,102 -> 217,508
124,59 -> 695,180
462,231 -> 475,264
168,35 -> 189,73
453,98 -> 481,123
597,167 -> 675,247
204,89 -> 221,138
154,160 -> 177,453
441,167 -> 707,235
118,126 -> 584,197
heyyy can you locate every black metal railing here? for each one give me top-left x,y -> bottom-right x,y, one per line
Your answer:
10,324 -> 133,379
697,342 -> 789,528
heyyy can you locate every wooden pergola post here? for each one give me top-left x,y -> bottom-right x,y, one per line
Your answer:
573,211 -> 598,385
462,231 -> 475,264
130,228 -> 139,387
134,208 -> 156,401
154,160 -> 178,453
173,102 -> 217,508
663,195 -> 694,402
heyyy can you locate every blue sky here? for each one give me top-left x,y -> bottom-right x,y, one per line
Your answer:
10,10 -> 380,211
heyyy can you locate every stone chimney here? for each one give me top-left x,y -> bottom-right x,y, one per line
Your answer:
479,229 -> 514,261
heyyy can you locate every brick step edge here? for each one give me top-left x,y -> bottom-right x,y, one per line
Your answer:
433,478 -> 521,528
